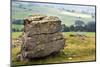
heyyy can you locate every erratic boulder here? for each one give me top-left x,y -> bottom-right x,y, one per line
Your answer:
17,14 -> 65,61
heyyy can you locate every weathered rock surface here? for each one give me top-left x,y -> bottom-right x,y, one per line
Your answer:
17,14 -> 65,61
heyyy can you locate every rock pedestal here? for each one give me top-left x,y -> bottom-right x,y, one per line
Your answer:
17,14 -> 65,61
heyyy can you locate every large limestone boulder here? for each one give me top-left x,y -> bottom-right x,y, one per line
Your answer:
17,14 -> 65,61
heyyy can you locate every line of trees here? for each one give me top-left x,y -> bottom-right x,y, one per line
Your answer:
12,19 -> 96,32
12,19 -> 23,25
12,28 -> 23,32
12,19 -> 24,32
61,20 -> 96,32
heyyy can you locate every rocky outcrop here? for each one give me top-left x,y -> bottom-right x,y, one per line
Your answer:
17,14 -> 65,61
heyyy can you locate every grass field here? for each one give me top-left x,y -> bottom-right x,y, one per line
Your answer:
12,32 -> 96,66
11,1 -> 96,66
12,32 -> 22,39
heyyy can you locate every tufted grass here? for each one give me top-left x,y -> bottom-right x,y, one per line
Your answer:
11,32 -> 96,66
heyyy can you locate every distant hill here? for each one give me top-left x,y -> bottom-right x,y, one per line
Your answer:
12,1 -> 95,26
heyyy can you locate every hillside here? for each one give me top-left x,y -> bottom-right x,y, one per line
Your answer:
12,1 -> 95,26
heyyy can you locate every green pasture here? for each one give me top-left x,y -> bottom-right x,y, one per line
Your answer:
12,32 -> 96,66
12,32 -> 22,39
11,2 -> 96,66
12,24 -> 24,31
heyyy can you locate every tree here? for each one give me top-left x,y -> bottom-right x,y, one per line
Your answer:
75,20 -> 85,27
86,21 -> 96,32
61,24 -> 70,32
74,20 -> 85,31
12,19 -> 23,25
70,25 -> 75,31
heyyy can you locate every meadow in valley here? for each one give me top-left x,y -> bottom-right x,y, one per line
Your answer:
11,1 -> 96,66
